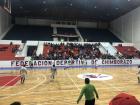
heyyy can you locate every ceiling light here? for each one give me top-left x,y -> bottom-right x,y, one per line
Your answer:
44,8 -> 47,11
43,1 -> 46,4
70,3 -> 73,6
19,6 -> 23,9
115,8 -> 119,10
94,6 -> 97,9
107,14 -> 110,16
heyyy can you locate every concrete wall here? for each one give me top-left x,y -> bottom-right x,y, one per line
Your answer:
15,17 -> 109,29
0,7 -> 12,39
110,6 -> 140,49
77,21 -> 97,28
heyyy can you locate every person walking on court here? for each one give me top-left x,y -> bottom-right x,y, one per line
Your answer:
20,65 -> 27,84
50,64 -> 57,80
77,78 -> 99,105
137,65 -> 140,84
29,57 -> 34,70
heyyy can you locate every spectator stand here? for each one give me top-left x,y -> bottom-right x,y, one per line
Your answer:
51,24 -> 83,42
113,43 -> 140,59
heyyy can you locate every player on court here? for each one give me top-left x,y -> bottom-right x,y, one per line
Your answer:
137,65 -> 140,84
29,57 -> 34,71
94,61 -> 97,69
50,64 -> 57,80
20,65 -> 27,84
94,59 -> 98,70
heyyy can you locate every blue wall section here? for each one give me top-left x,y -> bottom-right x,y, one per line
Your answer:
79,28 -> 122,43
3,25 -> 53,42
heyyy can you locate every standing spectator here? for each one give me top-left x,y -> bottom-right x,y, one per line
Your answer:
77,78 -> 99,105
29,57 -> 34,70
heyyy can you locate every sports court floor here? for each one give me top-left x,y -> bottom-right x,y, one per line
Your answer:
0,66 -> 140,105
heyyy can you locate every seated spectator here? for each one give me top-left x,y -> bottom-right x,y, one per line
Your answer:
10,42 -> 13,46
42,42 -> 115,60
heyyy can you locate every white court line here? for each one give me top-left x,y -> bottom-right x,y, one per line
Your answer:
0,75 -> 20,90
62,69 -> 135,91
99,69 -> 140,93
64,70 -> 80,91
2,79 -> 20,91
2,74 -> 41,91
119,69 -> 138,83
123,69 -> 137,75
27,86 -> 125,94
101,81 -> 122,92
64,69 -> 127,93
0,74 -> 46,100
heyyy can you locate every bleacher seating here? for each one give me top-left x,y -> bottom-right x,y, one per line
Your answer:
0,41 -> 139,60
57,28 -> 76,35
42,42 -> 109,60
3,25 -> 53,42
0,44 -> 24,60
78,28 -> 122,42
115,45 -> 140,59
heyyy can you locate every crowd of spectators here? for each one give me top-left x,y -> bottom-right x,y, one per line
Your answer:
9,42 -> 19,53
27,42 -> 140,60
0,42 -> 19,53
31,42 -> 117,60
115,44 -> 140,59
101,53 -> 116,59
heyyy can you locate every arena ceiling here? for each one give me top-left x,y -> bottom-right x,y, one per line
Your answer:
0,0 -> 140,21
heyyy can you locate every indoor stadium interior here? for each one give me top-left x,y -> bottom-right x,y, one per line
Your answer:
0,0 -> 140,105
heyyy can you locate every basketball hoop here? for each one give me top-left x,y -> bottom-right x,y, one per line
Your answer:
4,0 -> 11,14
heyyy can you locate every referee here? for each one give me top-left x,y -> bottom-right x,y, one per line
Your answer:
77,78 -> 99,105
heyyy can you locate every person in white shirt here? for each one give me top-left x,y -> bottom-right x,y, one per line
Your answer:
50,64 -> 57,80
20,65 -> 27,84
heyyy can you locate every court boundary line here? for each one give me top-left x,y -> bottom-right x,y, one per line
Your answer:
27,86 -> 126,94
0,74 -> 46,100
2,73 -> 42,91
64,70 -> 80,91
0,75 -> 20,90
102,81 -> 122,91
0,68 -> 139,104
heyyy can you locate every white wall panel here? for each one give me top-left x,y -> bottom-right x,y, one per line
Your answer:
15,18 -> 108,29
77,21 -> 97,28
132,7 -> 140,43
121,13 -> 132,42
110,6 -> 140,48
110,17 -> 122,39
0,7 -> 12,39
28,19 -> 53,26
